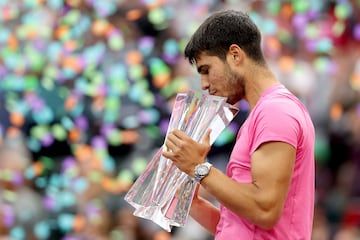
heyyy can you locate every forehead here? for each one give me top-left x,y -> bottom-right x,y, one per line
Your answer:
195,52 -> 222,67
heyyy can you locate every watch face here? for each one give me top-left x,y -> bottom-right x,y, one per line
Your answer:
195,163 -> 212,182
197,165 -> 209,176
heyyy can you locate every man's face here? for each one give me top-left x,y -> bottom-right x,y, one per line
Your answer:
195,52 -> 245,105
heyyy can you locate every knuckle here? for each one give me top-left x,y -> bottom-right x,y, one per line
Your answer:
178,142 -> 186,149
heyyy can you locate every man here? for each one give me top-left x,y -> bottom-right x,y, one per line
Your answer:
162,10 -> 315,239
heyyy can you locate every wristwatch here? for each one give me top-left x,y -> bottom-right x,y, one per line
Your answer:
194,162 -> 212,183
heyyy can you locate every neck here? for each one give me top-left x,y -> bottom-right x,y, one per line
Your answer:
244,64 -> 279,110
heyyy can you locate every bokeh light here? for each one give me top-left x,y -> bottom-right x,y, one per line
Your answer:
0,0 -> 359,239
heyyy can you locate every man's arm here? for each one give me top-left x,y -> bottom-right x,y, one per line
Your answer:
189,186 -> 220,235
163,130 -> 295,230
201,141 -> 295,229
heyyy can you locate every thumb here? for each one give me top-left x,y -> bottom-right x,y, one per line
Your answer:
202,129 -> 212,145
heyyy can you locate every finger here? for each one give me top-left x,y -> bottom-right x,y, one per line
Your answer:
162,150 -> 174,160
162,148 -> 171,158
166,131 -> 184,147
172,129 -> 190,140
166,131 -> 177,141
202,129 -> 212,145
164,138 -> 177,152
166,131 -> 180,146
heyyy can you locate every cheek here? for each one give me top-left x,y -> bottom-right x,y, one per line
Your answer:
209,72 -> 224,86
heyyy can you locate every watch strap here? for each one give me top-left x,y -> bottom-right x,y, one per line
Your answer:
194,162 -> 212,183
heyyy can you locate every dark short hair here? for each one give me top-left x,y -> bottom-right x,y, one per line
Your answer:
184,10 -> 265,65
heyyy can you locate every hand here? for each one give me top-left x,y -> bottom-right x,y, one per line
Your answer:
162,129 -> 212,177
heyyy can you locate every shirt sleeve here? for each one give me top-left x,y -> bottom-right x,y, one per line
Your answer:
249,99 -> 300,154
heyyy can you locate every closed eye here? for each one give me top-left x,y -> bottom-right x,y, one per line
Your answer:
197,65 -> 209,75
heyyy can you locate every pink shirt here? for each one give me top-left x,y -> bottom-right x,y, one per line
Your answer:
216,84 -> 315,240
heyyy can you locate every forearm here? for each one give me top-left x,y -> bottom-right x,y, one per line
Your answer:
162,131 -> 294,230
190,195 -> 220,235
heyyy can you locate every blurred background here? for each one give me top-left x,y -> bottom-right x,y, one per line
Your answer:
0,0 -> 359,239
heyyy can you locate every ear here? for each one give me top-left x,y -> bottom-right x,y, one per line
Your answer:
228,44 -> 245,64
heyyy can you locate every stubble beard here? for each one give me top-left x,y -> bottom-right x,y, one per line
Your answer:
225,67 -> 245,105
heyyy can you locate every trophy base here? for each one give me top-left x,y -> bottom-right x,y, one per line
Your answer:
134,205 -> 172,232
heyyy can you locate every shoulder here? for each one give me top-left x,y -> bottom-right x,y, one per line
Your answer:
255,88 -> 305,120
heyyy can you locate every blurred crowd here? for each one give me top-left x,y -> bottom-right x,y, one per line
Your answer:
0,0 -> 360,239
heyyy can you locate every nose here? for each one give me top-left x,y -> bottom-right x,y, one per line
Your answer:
200,76 -> 210,91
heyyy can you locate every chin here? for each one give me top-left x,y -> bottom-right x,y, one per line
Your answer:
227,97 -> 240,105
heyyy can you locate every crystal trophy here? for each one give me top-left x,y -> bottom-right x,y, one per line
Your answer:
124,91 -> 239,231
